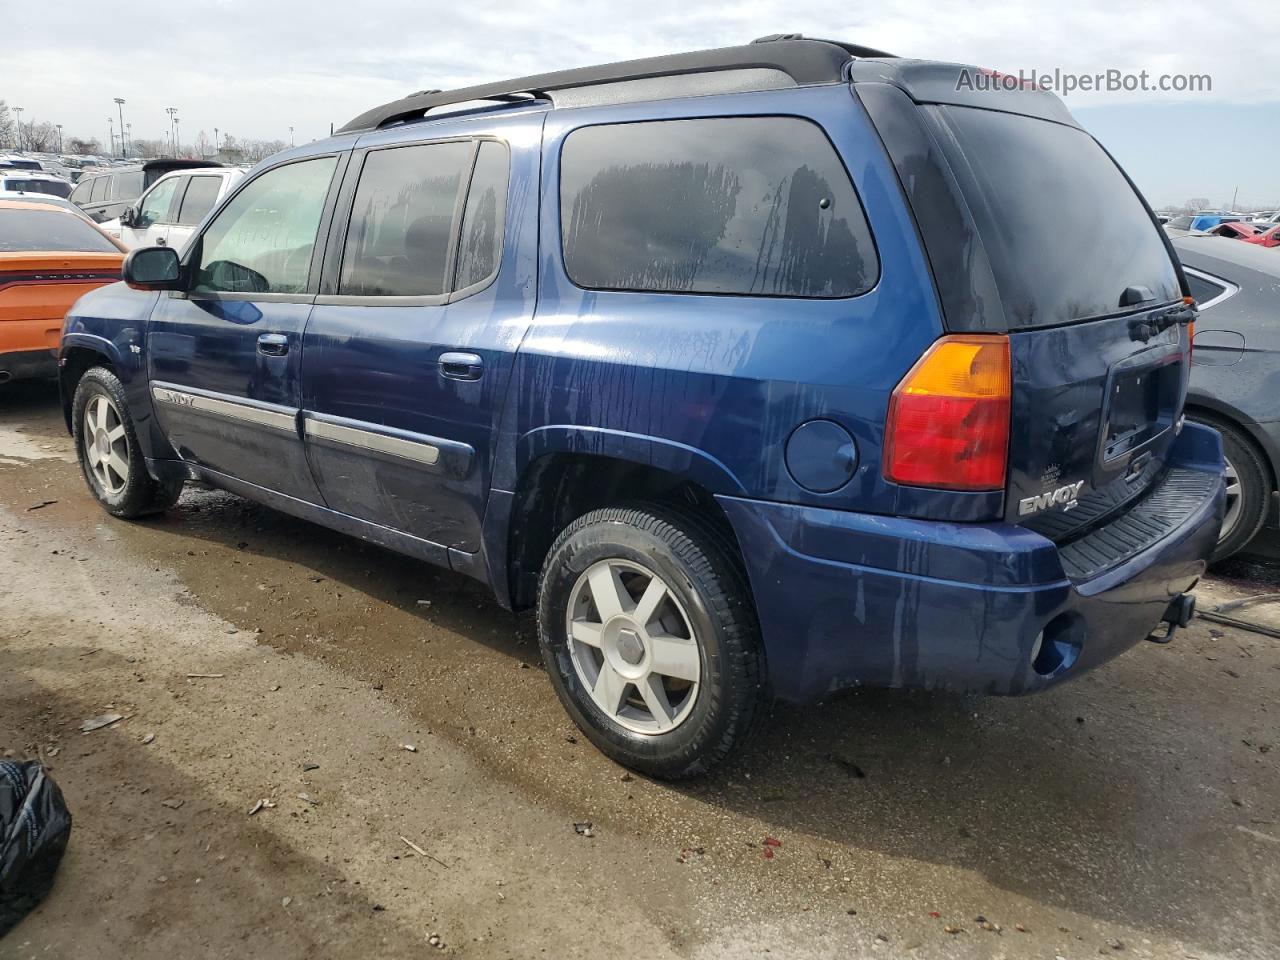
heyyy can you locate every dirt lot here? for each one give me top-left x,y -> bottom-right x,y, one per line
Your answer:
1,380 -> 1278,959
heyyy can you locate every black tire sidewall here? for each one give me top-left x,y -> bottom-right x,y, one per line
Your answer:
1194,416 -> 1270,561
72,368 -> 160,518
537,508 -> 757,778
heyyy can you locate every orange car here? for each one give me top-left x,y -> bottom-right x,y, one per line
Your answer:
0,200 -> 125,384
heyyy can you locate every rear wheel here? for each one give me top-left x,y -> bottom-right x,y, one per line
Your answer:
536,504 -> 765,779
73,367 -> 183,518
1189,415 -> 1270,561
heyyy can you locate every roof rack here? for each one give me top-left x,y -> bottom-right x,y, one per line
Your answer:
339,36 -> 896,133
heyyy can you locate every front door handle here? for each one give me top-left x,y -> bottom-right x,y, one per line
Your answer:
257,333 -> 289,357
439,351 -> 483,381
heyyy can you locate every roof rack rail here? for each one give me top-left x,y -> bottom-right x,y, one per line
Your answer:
339,36 -> 896,134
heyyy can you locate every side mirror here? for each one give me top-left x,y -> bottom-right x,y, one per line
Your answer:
123,246 -> 183,290
118,206 -> 135,227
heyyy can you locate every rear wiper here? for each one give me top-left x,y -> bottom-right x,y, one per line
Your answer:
1128,300 -> 1196,343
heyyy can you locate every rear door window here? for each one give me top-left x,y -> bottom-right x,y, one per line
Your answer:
559,116 -> 878,298
338,141 -> 473,297
89,177 -> 110,203
176,175 -> 223,225
454,141 -> 509,289
111,171 -> 144,201
924,106 -> 1179,328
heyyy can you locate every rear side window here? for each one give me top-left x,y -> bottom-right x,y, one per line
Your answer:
89,177 -> 109,203
338,141 -> 473,297
1184,271 -> 1228,306
925,106 -> 1179,328
177,175 -> 223,225
0,209 -> 119,253
560,117 -> 878,298
111,171 -> 144,201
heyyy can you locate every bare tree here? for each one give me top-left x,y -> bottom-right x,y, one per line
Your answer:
22,120 -> 59,152
0,101 -> 13,150
66,137 -> 102,156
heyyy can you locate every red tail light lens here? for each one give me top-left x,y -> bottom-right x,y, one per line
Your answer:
883,335 -> 1011,491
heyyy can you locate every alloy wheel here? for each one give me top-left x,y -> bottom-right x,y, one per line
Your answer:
1220,455 -> 1242,543
565,559 -> 702,735
83,394 -> 130,496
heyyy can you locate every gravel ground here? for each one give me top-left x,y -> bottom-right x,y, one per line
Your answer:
1,380 -> 1278,959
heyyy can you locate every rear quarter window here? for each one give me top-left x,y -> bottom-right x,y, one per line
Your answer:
559,116 -> 878,298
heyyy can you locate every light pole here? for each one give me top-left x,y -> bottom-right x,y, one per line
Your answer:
289,126 -> 294,147
113,97 -> 126,158
126,123 -> 132,157
173,117 -> 180,156
55,124 -> 62,153
165,107 -> 178,156
107,117 -> 114,157
13,107 -> 22,152
213,127 -> 220,156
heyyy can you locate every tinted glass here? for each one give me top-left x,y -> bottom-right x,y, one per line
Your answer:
339,141 -> 472,297
0,209 -> 118,253
111,171 -> 144,200
926,106 -> 1179,328
1185,272 -> 1226,305
138,177 -> 181,226
193,156 -> 337,295
1,179 -> 72,198
560,117 -> 877,298
89,177 -> 109,203
177,176 -> 222,225
455,141 -> 509,289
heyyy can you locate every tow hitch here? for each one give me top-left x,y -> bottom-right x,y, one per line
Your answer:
1148,593 -> 1196,644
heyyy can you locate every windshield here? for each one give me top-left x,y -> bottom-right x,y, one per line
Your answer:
2,179 -> 72,198
0,209 -> 119,253
925,106 -> 1180,329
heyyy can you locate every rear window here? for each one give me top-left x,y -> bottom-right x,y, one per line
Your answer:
925,106 -> 1179,328
111,171 -> 144,201
177,175 -> 223,225
2,179 -> 72,198
0,209 -> 118,253
560,117 -> 878,298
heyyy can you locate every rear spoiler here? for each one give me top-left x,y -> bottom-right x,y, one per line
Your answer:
848,59 -> 1080,127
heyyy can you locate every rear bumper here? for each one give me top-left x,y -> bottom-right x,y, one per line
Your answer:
719,422 -> 1225,702
0,347 -> 58,382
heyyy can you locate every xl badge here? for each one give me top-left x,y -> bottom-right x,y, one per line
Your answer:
1019,480 -> 1085,516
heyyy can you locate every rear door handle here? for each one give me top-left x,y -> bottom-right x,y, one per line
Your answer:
439,351 -> 483,381
257,334 -> 289,357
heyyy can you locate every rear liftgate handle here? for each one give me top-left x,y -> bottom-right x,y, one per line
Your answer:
439,351 -> 483,382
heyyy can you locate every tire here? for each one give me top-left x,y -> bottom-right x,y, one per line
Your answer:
1190,415 -> 1270,561
536,503 -> 766,779
72,367 -> 183,518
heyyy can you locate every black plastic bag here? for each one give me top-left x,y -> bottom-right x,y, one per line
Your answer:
0,761 -> 72,938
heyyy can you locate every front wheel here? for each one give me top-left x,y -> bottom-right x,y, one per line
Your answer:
536,504 -> 766,779
72,367 -> 183,518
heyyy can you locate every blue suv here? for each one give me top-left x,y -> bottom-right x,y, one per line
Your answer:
59,37 -> 1225,777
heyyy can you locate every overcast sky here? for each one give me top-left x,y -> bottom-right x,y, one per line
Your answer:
6,0 -> 1278,207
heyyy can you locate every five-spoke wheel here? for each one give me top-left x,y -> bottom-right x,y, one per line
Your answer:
567,559 -> 702,734
82,394 -> 130,496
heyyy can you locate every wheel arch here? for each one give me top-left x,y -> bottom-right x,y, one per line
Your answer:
59,340 -> 120,433
1184,400 -> 1278,496
500,449 -> 748,612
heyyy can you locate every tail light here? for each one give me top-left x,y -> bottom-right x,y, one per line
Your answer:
883,335 -> 1011,491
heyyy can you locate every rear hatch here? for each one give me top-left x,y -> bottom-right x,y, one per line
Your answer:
855,67 -> 1192,545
